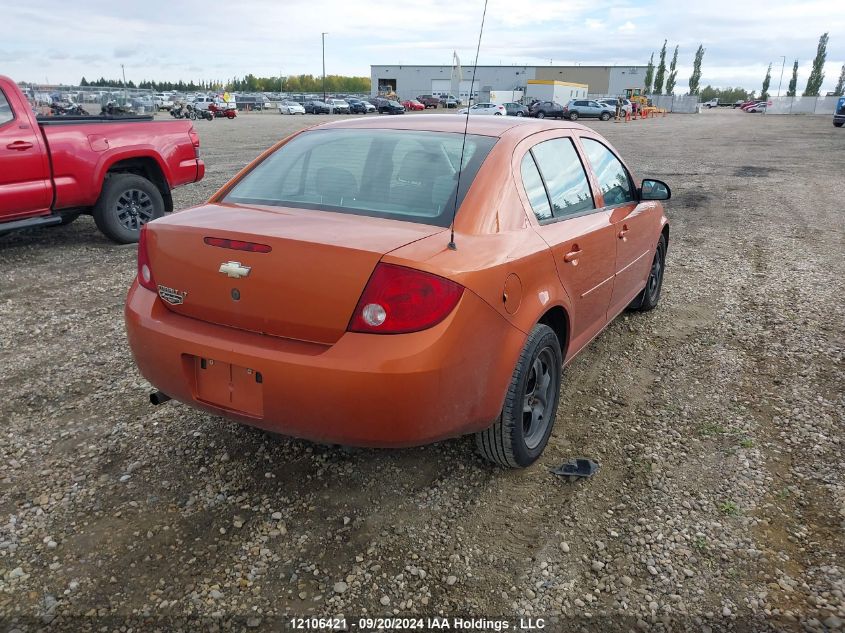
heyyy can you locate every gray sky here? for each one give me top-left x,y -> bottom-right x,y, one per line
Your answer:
3,0 -> 843,94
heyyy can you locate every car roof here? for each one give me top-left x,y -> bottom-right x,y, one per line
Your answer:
314,114 -> 589,138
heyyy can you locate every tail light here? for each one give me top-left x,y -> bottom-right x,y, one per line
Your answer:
348,264 -> 464,334
189,127 -> 200,158
137,225 -> 157,292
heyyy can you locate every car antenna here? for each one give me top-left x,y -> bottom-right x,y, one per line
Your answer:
448,0 -> 489,251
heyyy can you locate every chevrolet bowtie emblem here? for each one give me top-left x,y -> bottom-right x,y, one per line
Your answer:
218,261 -> 251,279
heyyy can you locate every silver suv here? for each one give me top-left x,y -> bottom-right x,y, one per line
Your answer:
564,99 -> 615,121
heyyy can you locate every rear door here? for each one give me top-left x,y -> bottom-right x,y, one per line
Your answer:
518,133 -> 616,357
577,134 -> 657,318
0,85 -> 51,221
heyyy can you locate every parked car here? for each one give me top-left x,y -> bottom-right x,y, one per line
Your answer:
563,99 -> 615,121
279,100 -> 306,115
439,95 -> 460,108
416,95 -> 440,108
402,99 -> 425,111
153,94 -> 174,110
326,99 -> 351,114
0,75 -> 204,243
125,115 -> 670,468
834,96 -> 845,127
346,98 -> 374,114
598,98 -> 632,115
746,102 -> 767,113
375,99 -> 405,114
529,101 -> 566,119
458,103 -> 506,116
504,102 -> 529,117
192,96 -> 216,111
304,100 -> 331,114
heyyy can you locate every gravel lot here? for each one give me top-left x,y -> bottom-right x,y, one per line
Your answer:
1,109 -> 843,632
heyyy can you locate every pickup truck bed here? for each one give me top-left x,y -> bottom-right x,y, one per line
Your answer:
0,75 -> 205,243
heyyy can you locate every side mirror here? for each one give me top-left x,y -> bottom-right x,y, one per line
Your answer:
639,179 -> 671,201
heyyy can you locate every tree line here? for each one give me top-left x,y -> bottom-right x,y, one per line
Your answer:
78,74 -> 371,93
642,32 -> 844,99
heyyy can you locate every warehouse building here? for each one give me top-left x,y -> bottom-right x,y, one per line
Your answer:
370,64 -> 647,101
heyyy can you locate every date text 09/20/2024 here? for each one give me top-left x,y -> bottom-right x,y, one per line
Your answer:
288,616 -> 547,630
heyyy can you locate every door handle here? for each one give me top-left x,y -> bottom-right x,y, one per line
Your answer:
618,225 -> 629,240
563,247 -> 581,263
6,141 -> 34,151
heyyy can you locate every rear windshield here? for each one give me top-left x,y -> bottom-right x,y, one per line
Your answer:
224,129 -> 497,226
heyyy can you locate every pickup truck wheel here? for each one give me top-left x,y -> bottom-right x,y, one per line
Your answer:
476,323 -> 562,468
628,234 -> 667,312
94,174 -> 164,244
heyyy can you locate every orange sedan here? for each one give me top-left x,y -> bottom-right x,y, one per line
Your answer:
125,115 -> 670,468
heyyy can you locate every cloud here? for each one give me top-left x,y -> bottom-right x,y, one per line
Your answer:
2,0 -> 843,93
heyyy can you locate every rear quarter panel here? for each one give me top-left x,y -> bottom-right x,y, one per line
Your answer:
40,120 -> 200,210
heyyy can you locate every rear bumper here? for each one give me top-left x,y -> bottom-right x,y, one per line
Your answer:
124,282 -> 526,447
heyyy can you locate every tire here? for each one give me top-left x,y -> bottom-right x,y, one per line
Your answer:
835,120 -> 844,128
536,111 -> 545,119
628,233 -> 667,312
476,323 -> 562,468
516,111 -> 524,117
93,174 -> 165,244
600,112 -> 611,121
494,112 -> 502,116
569,111 -> 579,121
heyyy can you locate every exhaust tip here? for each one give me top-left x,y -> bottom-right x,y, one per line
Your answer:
150,391 -> 171,406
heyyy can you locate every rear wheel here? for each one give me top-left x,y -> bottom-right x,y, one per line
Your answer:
476,324 -> 562,468
835,120 -> 844,127
569,111 -> 579,121
93,174 -> 165,244
628,234 -> 667,311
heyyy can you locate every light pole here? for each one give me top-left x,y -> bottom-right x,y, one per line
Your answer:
777,55 -> 786,97
321,32 -> 328,101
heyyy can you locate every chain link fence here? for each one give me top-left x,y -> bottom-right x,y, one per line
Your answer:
21,84 -> 156,115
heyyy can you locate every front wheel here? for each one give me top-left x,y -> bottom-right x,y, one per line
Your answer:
536,111 -> 545,119
93,174 -> 165,244
629,233 -> 667,311
476,323 -> 562,468
600,112 -> 611,121
835,120 -> 844,128
516,111 -> 524,117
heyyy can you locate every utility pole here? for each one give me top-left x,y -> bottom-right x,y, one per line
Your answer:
777,55 -> 786,97
121,64 -> 128,104
321,33 -> 328,101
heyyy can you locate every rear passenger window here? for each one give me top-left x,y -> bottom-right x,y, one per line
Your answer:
0,89 -> 13,126
520,154 -> 552,221
581,138 -> 635,206
530,138 -> 595,220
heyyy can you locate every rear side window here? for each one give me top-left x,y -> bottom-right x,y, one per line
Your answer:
520,154 -> 552,222
225,129 -> 496,227
581,138 -> 635,206
529,138 -> 595,220
0,89 -> 13,125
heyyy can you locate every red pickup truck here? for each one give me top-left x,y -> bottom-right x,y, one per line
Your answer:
0,75 -> 205,243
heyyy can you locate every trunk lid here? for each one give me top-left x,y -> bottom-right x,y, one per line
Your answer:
146,203 -> 445,344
